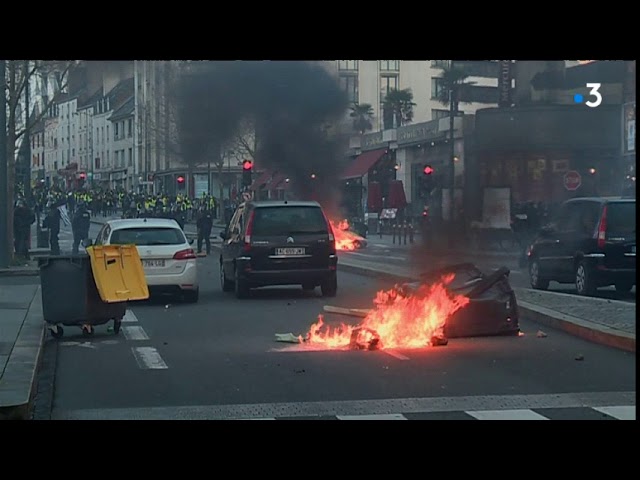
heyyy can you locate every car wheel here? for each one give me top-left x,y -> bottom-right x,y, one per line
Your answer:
235,269 -> 250,299
614,281 -> 634,293
184,288 -> 199,303
529,258 -> 549,290
321,273 -> 338,297
220,261 -> 233,292
575,260 -> 597,296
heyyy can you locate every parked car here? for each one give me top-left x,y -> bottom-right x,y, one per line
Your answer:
94,218 -> 199,302
219,200 -> 338,298
527,196 -> 635,296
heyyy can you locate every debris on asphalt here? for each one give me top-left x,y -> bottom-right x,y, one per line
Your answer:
518,331 -> 525,337
165,304 -> 171,309
575,354 -> 585,361
536,330 -> 547,338
294,369 -> 305,374
430,335 -> 449,347
163,342 -> 168,345
349,327 -> 381,350
275,333 -> 301,344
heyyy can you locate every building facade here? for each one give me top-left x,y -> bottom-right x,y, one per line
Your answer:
332,60 -> 500,133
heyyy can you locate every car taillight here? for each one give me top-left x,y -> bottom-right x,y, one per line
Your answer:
173,248 -> 196,260
243,210 -> 255,252
596,205 -> 608,249
321,210 -> 336,252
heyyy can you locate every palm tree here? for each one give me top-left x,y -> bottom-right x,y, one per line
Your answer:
436,64 -> 476,113
349,102 -> 374,135
382,88 -> 415,129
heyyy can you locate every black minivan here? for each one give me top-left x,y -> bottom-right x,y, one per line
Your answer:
527,196 -> 636,295
219,200 -> 338,298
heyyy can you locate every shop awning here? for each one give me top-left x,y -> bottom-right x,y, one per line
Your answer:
387,180 -> 408,209
341,149 -> 387,180
250,171 -> 271,191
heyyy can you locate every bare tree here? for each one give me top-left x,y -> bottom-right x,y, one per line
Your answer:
4,60 -> 74,262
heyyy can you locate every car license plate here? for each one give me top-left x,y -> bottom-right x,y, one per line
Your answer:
143,259 -> 166,267
275,247 -> 305,256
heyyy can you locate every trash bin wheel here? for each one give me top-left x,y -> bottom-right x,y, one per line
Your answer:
50,325 -> 64,339
113,319 -> 122,335
82,325 -> 94,336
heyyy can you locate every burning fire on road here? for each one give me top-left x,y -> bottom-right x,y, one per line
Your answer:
301,274 -> 470,350
330,219 -> 364,251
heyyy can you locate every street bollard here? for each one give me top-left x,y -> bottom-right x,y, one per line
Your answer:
379,221 -> 383,239
409,223 -> 414,244
402,223 -> 407,245
392,224 -> 397,244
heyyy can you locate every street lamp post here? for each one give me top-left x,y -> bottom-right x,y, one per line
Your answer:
0,60 -> 9,267
449,60 -> 456,227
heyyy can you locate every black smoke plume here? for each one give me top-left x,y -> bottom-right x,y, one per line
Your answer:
174,61 -> 348,214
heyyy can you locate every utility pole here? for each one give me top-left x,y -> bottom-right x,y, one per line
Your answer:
1,60 -> 9,267
23,61 -> 32,204
448,59 -> 456,228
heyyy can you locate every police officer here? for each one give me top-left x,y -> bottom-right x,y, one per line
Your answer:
196,208 -> 213,255
72,200 -> 91,254
44,200 -> 61,256
13,200 -> 36,259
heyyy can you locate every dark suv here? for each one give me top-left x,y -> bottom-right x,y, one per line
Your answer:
527,197 -> 636,295
219,200 -> 338,298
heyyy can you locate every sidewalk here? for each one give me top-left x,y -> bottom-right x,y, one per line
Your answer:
337,256 -> 635,353
0,284 -> 44,419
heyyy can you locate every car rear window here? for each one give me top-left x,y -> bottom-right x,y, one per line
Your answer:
606,202 -> 635,234
251,206 -> 328,236
110,227 -> 186,246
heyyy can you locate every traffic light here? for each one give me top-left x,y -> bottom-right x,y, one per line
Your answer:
79,172 -> 86,180
176,175 -> 185,189
242,159 -> 253,187
420,165 -> 435,198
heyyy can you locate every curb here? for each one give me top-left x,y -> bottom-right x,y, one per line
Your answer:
0,269 -> 40,277
517,300 -> 636,353
0,286 -> 46,420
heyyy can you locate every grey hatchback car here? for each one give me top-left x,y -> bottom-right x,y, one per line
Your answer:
219,200 -> 338,298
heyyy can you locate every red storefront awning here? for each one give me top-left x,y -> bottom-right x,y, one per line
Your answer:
387,180 -> 408,209
341,148 -> 387,180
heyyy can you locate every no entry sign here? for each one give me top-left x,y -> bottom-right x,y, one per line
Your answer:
563,170 -> 582,191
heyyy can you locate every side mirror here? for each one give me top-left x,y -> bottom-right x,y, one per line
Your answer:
219,231 -> 227,240
189,238 -> 195,245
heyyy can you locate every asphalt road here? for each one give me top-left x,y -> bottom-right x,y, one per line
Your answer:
339,242 -> 637,304
32,251 -> 635,420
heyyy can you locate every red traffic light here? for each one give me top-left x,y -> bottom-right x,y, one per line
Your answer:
79,172 -> 86,180
423,165 -> 434,175
177,176 -> 185,183
243,160 -> 253,171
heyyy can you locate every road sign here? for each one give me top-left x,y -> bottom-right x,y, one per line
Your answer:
563,170 -> 582,191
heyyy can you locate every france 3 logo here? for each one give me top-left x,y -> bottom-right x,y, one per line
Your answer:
573,83 -> 602,108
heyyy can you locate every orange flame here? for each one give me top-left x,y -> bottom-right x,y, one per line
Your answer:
304,274 -> 471,349
330,219 -> 362,251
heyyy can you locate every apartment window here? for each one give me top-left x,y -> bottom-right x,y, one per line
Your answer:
431,77 -> 448,100
72,148 -> 75,157
431,109 -> 450,120
337,60 -> 358,71
380,75 -> 399,103
128,119 -> 133,137
379,60 -> 400,72
107,150 -> 110,165
114,123 -> 119,139
32,137 -> 35,149
431,60 -> 451,69
96,128 -> 100,143
102,127 -> 105,144
128,148 -> 133,167
106,125 -> 109,141
54,161 -> 58,170
339,75 -> 358,104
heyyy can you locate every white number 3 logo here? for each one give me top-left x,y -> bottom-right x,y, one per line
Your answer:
586,83 -> 602,108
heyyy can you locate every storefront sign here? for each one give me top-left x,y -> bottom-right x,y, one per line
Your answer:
397,121 -> 440,145
498,61 -> 514,107
361,131 -> 385,150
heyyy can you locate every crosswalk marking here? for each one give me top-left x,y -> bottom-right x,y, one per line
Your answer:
122,326 -> 149,341
466,409 -> 549,420
122,310 -> 138,323
337,414 -> 407,420
593,406 -> 636,420
131,347 -> 168,370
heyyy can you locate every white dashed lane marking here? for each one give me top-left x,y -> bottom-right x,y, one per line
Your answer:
122,325 -> 150,341
122,310 -> 138,322
337,414 -> 408,420
131,347 -> 168,370
593,406 -> 636,420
